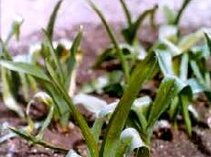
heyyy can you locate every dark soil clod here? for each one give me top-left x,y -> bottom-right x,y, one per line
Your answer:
191,128 -> 211,156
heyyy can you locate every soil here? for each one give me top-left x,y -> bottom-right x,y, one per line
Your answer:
1,23 -> 211,157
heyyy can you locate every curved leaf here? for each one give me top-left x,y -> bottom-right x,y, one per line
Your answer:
73,93 -> 107,118
0,60 -> 50,81
117,128 -> 149,157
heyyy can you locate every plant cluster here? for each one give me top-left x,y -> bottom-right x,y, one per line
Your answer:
0,0 -> 211,157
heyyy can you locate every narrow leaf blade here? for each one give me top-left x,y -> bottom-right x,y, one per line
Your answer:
0,60 -> 50,81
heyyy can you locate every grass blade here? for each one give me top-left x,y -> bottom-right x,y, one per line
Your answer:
46,0 -> 63,40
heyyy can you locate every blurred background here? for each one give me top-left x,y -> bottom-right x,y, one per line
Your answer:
1,0 -> 211,40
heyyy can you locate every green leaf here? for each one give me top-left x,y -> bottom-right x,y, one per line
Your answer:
133,5 -> 158,37
5,18 -> 24,45
19,73 -> 30,100
119,0 -> 132,27
179,87 -> 193,136
100,52 -> 157,156
44,62 -> 70,126
10,127 -> 68,153
45,84 -> 70,126
45,58 -> 63,86
87,0 -> 130,83
43,31 -> 64,84
1,67 -> 24,117
190,60 -> 205,85
147,76 -> 180,132
0,60 -> 50,81
169,96 -> 180,121
178,29 -> 206,52
66,28 -> 83,88
122,5 -> 158,44
163,6 -> 176,24
91,118 -> 105,142
173,0 -> 192,25
46,0 -> 63,40
204,32 -> 211,54
0,39 -> 12,60
48,75 -> 98,157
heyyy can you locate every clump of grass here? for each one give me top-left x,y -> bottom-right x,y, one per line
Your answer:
1,0 -> 211,156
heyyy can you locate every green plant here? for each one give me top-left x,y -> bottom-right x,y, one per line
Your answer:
157,0 -> 211,133
0,43 -> 185,157
92,1 -> 157,70
1,0 -> 211,156
0,2 -> 179,157
85,0 -> 157,98
0,17 -> 38,118
120,0 -> 157,45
